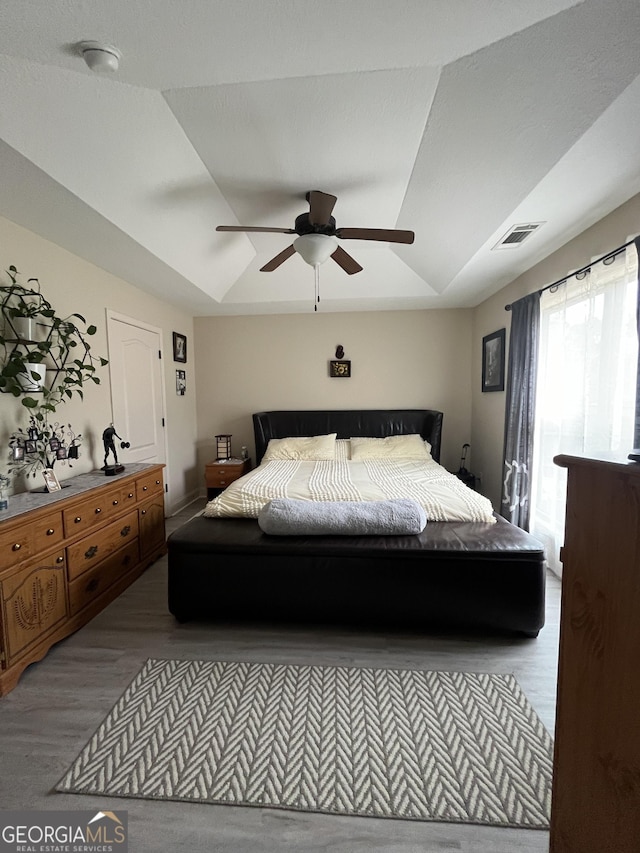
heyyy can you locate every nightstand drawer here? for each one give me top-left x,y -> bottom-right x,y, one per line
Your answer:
205,459 -> 251,493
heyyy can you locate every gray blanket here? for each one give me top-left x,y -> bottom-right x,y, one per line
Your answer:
258,498 -> 427,536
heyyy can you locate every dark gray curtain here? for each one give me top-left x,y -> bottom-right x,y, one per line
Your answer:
501,291 -> 540,530
634,236 -> 640,448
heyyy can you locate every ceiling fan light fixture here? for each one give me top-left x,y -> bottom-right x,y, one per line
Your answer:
78,41 -> 122,73
293,234 -> 338,267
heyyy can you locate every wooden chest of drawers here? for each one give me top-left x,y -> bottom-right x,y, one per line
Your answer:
0,463 -> 166,696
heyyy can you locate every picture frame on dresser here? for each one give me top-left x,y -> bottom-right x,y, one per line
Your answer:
42,468 -> 61,492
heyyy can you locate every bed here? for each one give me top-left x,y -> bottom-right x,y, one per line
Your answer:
168,409 -> 546,636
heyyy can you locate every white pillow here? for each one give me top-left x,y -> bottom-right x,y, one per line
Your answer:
262,433 -> 337,462
350,434 -> 432,461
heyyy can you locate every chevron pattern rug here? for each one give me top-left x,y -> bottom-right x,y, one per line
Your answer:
56,659 -> 553,828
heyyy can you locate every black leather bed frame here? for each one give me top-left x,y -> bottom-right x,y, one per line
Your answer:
168,409 -> 546,636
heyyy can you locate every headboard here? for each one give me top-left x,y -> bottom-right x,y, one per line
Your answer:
252,409 -> 443,465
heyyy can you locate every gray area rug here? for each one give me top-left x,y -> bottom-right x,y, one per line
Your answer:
56,659 -> 553,828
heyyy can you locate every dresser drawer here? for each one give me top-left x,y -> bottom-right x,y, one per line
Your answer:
66,510 -> 139,580
63,487 -> 124,538
32,511 -> 64,552
68,540 -> 139,615
136,470 -> 164,502
116,483 -> 138,511
0,523 -> 32,573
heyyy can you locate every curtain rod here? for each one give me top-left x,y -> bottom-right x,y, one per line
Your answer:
504,237 -> 637,311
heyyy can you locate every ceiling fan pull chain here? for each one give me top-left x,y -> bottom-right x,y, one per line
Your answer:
314,264 -> 320,311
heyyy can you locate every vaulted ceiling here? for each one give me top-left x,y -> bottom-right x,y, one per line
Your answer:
1,0 -> 639,315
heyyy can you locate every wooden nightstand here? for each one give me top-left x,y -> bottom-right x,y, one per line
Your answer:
205,458 -> 252,499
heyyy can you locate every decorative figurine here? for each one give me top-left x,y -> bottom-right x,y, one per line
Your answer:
102,424 -> 129,475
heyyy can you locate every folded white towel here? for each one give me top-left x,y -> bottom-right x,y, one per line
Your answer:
258,498 -> 427,536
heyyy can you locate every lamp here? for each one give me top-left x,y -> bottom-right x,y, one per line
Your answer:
293,234 -> 338,267
78,41 -> 121,73
216,434 -> 232,460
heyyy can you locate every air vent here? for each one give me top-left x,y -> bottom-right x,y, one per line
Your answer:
492,222 -> 545,250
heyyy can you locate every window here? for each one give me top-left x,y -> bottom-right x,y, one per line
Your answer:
530,246 -> 639,575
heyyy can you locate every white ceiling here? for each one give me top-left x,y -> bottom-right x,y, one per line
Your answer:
0,0 -> 639,315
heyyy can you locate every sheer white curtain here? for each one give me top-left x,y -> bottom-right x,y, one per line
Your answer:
530,246 -> 639,575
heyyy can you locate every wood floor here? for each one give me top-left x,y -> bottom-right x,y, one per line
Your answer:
0,502 -> 561,853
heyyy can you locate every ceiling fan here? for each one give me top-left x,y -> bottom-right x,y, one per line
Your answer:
216,190 -> 414,275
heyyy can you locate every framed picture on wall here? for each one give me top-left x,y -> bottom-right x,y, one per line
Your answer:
482,328 -> 505,392
173,332 -> 187,363
176,369 -> 186,395
329,360 -> 351,378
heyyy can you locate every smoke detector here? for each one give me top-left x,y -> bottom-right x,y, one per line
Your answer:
492,222 -> 545,250
78,41 -> 121,73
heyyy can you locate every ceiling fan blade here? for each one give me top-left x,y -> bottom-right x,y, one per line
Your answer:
260,244 -> 296,272
336,227 -> 415,244
216,225 -> 295,233
331,246 -> 363,275
307,191 -> 337,226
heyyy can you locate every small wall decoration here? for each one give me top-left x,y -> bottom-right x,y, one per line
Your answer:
330,360 -> 351,378
482,328 -> 506,392
330,344 -> 351,378
173,332 -> 187,363
176,369 -> 186,395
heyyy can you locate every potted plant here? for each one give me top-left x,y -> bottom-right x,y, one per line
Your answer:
0,264 -> 108,412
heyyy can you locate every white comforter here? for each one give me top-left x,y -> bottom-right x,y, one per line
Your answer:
204,458 -> 496,523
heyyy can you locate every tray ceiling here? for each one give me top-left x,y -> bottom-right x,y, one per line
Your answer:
0,0 -> 639,315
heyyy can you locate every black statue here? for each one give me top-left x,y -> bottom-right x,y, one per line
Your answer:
102,424 -> 129,473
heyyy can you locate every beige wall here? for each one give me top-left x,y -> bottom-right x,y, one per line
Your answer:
0,217 -> 198,514
472,192 -> 640,509
194,309 -> 473,483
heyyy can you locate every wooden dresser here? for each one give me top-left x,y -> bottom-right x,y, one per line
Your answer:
550,454 -> 640,852
0,463 -> 166,696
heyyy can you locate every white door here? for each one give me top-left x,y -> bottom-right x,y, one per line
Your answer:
106,311 -> 166,466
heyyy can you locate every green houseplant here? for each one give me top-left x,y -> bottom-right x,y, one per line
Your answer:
0,264 -> 108,412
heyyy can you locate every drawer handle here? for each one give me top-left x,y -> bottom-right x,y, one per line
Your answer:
12,543 -> 21,552
56,555 -> 64,564
220,480 -> 227,485
128,493 -> 134,498
46,528 -> 55,536
85,545 -> 99,560
155,480 -> 160,485
121,525 -> 131,537
95,507 -> 102,514
141,509 -> 147,516
86,578 -> 99,593
112,499 -> 119,506
143,486 -> 148,491
74,516 -> 82,524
